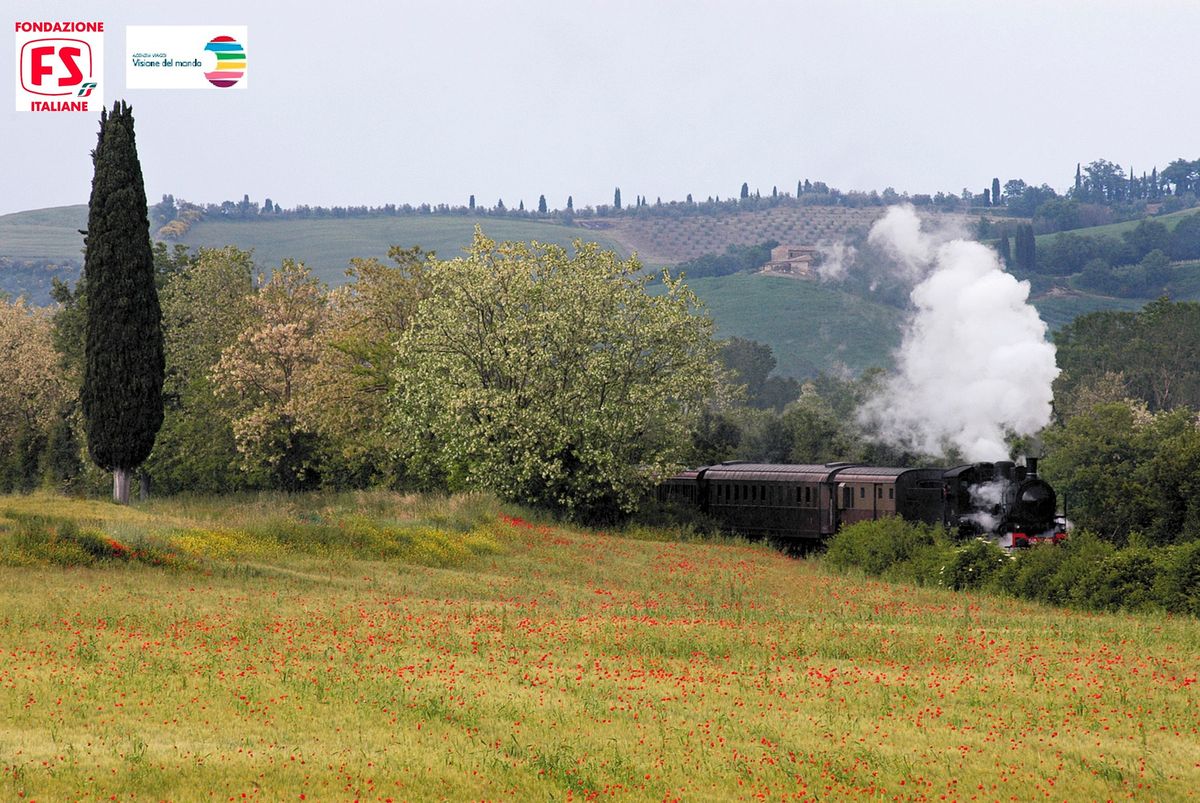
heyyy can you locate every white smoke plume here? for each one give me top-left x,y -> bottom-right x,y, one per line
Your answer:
858,205 -> 1059,461
816,242 -> 857,281
965,480 -> 1006,534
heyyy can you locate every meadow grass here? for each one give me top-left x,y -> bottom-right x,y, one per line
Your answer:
176,217 -> 626,287
681,272 -> 903,378
0,492 -> 1196,800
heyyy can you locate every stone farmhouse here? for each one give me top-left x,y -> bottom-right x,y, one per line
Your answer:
761,245 -> 820,277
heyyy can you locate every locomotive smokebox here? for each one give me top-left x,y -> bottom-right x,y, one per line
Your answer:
1026,456 -> 1039,478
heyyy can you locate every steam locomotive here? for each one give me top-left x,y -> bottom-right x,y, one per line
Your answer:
659,458 -> 1066,547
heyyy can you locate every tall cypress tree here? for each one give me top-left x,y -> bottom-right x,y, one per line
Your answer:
991,177 -> 1001,206
82,101 -> 164,504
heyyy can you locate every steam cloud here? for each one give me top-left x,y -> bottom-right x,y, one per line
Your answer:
858,205 -> 1059,461
816,242 -> 857,281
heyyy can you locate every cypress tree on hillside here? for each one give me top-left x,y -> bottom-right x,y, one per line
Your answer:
1013,224 -> 1037,272
992,177 -> 1001,206
613,187 -> 622,210
81,100 -> 164,504
566,195 -> 573,211
537,194 -> 547,214
740,182 -> 750,199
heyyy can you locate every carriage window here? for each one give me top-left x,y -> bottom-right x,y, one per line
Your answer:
860,486 -> 866,499
888,488 -> 894,500
877,487 -> 883,499
843,486 -> 852,508
805,486 -> 812,505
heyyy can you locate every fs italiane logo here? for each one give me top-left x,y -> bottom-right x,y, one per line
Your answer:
14,20 -> 105,112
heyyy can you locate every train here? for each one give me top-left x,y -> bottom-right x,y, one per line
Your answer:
658,457 -> 1067,547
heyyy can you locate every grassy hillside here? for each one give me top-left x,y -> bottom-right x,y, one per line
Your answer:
178,217 -> 626,286
5,204 -> 1192,373
1,492 -> 1196,800
684,273 -> 902,377
1030,291 -> 1146,330
1034,207 -> 1200,247
0,204 -> 87,260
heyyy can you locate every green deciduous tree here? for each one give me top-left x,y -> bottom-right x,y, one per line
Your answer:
1054,299 -> 1200,413
1123,219 -> 1170,262
308,246 -> 432,486
1168,213 -> 1200,261
1043,401 -> 1200,546
389,232 -> 723,519
81,101 -> 164,504
147,247 -> 255,493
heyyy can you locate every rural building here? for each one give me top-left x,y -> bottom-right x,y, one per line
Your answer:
762,245 -> 820,277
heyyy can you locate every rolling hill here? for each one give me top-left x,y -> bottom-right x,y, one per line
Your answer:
680,272 -> 903,378
174,216 -> 626,286
0,204 -> 87,260
603,205 -> 889,266
5,203 -> 1200,379
1033,206 -> 1200,247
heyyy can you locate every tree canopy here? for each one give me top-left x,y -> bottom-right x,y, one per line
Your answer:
388,231 -> 723,519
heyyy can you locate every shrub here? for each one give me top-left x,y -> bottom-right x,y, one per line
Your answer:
1073,545 -> 1160,612
825,517 -> 944,577
991,543 -> 1069,604
1153,540 -> 1200,615
942,539 -> 1008,591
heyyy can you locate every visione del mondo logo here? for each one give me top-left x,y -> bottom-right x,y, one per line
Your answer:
126,26 -> 248,90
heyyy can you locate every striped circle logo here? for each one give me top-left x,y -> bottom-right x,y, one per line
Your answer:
204,35 -> 245,88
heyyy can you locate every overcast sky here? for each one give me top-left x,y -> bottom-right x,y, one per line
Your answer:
4,0 -> 1199,217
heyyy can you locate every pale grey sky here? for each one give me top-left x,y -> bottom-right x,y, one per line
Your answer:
4,0 -> 1199,216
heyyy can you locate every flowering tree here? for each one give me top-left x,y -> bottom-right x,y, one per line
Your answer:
389,232 -> 723,519
211,260 -> 326,489
0,299 -> 72,488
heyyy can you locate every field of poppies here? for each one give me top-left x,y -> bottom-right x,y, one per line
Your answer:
1,491 -> 1197,800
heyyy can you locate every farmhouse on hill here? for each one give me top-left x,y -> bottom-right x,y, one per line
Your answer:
761,244 -> 820,277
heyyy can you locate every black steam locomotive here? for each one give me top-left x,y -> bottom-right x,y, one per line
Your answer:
659,458 -> 1066,547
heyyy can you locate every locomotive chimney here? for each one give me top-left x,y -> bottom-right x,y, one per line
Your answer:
1026,456 -> 1039,478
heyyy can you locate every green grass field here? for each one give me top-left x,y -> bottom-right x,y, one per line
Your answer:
177,217 -> 627,286
0,205 -> 87,261
1034,207 -> 1200,248
1031,293 -> 1146,331
1,491 -> 1196,800
683,273 -> 902,378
